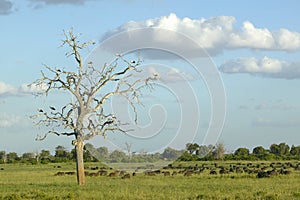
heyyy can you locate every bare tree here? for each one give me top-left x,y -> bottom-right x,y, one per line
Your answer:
212,143 -> 226,160
125,142 -> 132,160
30,29 -> 156,185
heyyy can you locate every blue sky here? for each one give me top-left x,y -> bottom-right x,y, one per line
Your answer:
0,0 -> 300,154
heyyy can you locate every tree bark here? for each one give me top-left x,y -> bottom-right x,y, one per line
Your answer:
75,138 -> 85,185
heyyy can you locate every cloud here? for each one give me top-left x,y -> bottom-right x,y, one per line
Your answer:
0,81 -> 46,97
252,117 -> 300,128
228,21 -> 275,50
275,29 -> 300,51
254,103 -> 296,111
0,81 -> 18,96
0,113 -> 21,128
165,68 -> 195,82
219,56 -> 300,79
101,13 -> 300,58
19,83 -> 47,94
29,0 -> 94,7
239,100 -> 297,111
146,66 -> 195,82
0,0 -> 14,15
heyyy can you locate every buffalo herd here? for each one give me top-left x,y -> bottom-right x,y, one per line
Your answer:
54,161 -> 300,179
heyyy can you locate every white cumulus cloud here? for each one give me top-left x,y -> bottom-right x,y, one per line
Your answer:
19,83 -> 47,94
275,29 -> 300,51
0,81 -> 18,96
0,81 -> 46,97
219,57 -> 300,79
228,21 -> 275,49
101,13 -> 300,57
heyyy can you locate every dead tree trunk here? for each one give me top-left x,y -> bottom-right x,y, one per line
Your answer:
75,137 -> 85,185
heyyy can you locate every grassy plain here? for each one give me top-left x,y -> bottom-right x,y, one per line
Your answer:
0,161 -> 300,200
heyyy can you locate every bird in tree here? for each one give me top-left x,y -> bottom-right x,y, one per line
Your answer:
49,106 -> 56,111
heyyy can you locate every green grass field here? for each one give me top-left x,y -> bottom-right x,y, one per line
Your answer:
0,161 -> 300,200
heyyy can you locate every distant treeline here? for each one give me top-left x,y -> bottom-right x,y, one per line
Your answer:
0,142 -> 300,164
181,142 -> 300,161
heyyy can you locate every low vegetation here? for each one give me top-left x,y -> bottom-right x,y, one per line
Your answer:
0,160 -> 300,199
